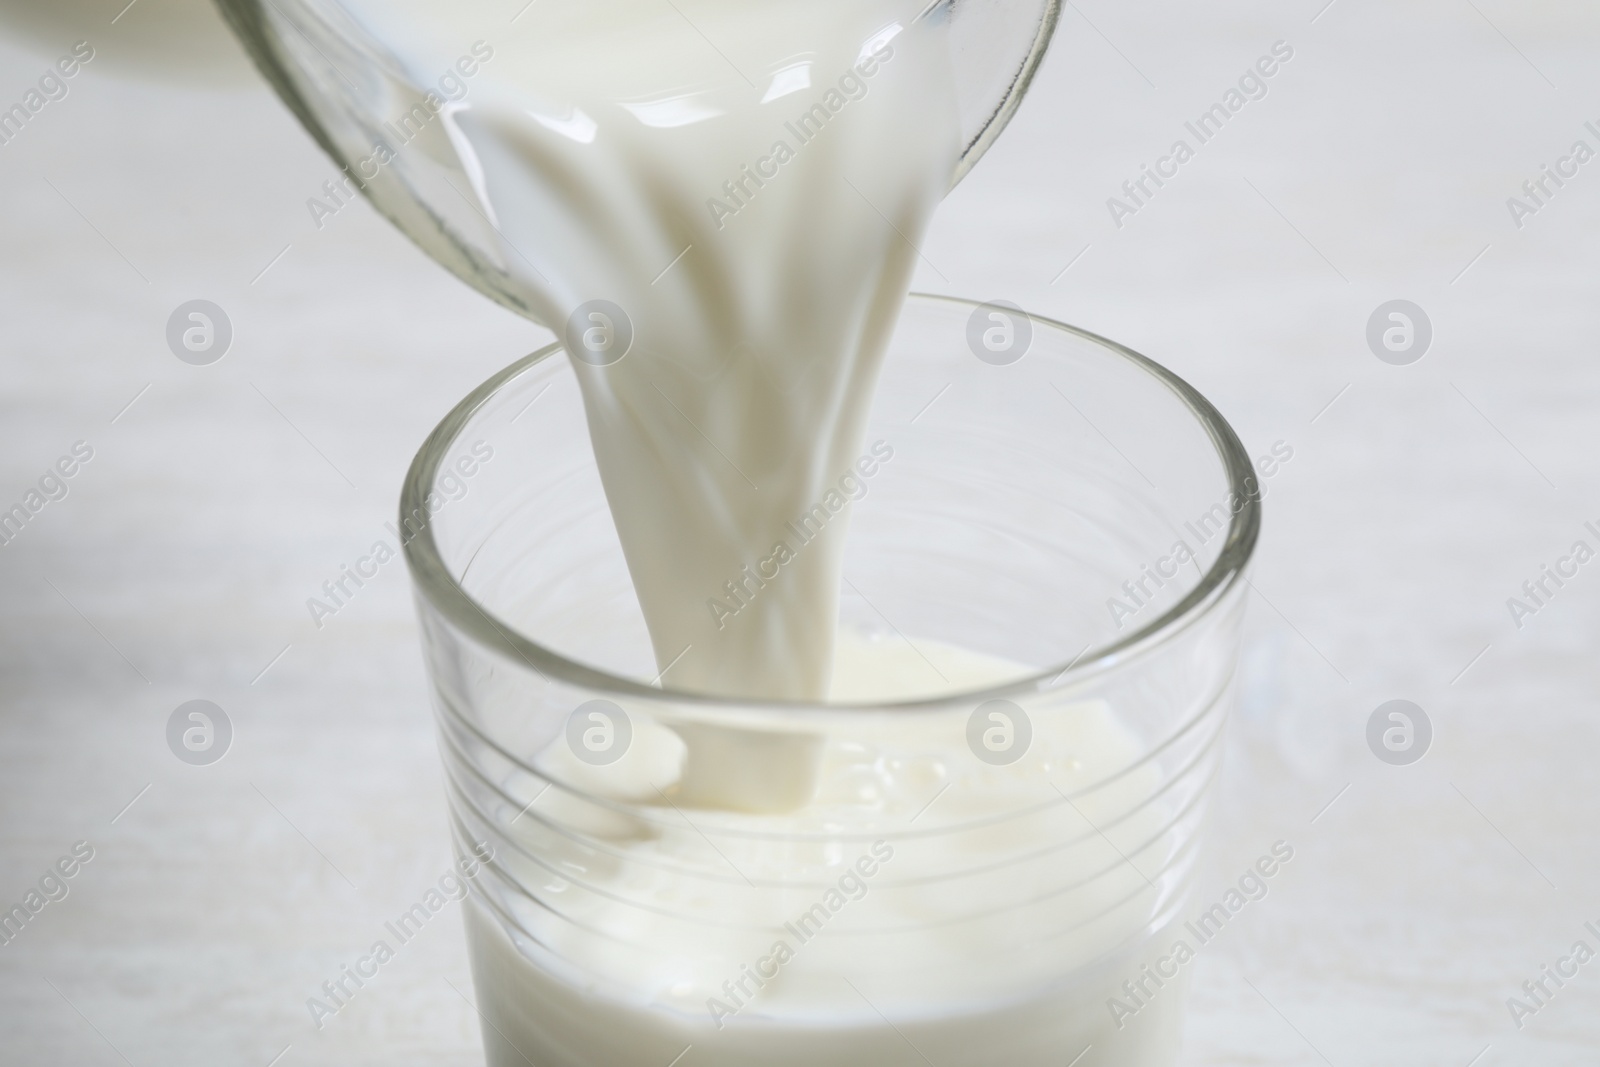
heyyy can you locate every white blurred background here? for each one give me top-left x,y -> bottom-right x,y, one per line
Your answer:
1,0 -> 1598,1063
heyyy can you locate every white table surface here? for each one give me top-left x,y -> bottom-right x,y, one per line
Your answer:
2,1 -> 1599,1064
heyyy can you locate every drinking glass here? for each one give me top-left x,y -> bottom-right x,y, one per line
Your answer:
402,294 -> 1260,1066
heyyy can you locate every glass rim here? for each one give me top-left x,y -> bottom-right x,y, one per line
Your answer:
401,292 -> 1261,713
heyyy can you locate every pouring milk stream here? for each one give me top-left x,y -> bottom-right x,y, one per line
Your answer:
335,0 -> 958,701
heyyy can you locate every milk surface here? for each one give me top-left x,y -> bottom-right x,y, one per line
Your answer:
340,0 -> 959,699
465,633 -> 1184,1065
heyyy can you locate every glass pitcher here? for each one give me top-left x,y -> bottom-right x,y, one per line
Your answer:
212,0 -> 1060,323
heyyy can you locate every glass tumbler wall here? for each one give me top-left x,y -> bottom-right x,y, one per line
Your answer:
403,295 -> 1260,1067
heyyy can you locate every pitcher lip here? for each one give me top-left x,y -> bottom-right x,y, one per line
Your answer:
402,293 -> 1261,713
